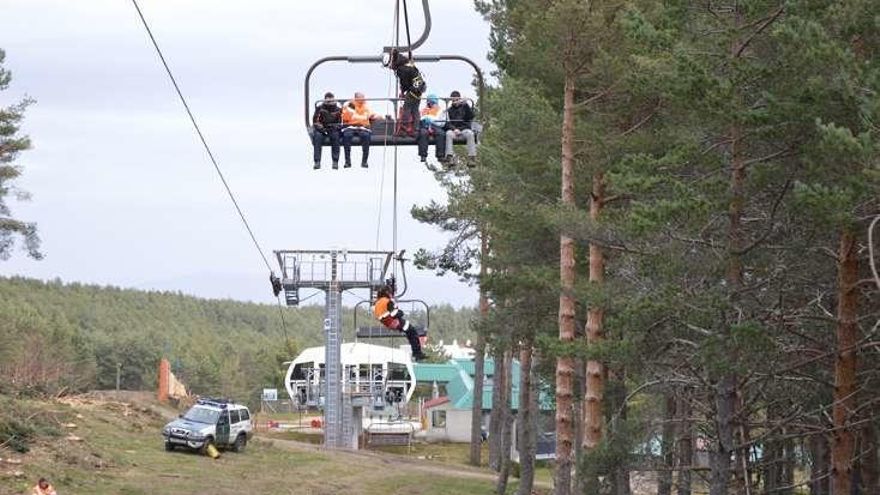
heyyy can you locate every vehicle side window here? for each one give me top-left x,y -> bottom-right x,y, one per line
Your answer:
217,411 -> 229,425
230,409 -> 241,424
241,409 -> 250,421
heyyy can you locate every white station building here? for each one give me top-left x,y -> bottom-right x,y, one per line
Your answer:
284,342 -> 416,415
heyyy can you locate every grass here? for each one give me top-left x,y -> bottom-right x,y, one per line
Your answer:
262,430 -> 555,491
0,397 -> 501,495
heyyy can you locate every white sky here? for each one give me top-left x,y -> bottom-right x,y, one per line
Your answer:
0,0 -> 492,308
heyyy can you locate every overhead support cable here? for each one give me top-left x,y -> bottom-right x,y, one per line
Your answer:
129,0 -> 291,340
129,0 -> 272,273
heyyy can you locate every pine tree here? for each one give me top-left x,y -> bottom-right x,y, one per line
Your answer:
0,48 -> 40,260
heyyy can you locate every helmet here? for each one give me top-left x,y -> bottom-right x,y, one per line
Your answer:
426,94 -> 438,104
385,48 -> 408,69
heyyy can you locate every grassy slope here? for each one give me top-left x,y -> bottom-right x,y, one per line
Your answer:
0,397 -> 505,495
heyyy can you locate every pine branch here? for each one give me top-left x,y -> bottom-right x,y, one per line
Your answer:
734,5 -> 786,58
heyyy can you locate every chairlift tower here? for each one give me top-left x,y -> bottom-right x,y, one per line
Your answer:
274,249 -> 394,449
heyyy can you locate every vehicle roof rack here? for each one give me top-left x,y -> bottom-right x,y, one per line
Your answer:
196,397 -> 234,409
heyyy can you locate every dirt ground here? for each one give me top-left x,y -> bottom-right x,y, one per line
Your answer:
0,394 -> 528,495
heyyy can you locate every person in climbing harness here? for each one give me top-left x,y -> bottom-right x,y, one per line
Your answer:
417,93 -> 445,168
341,92 -> 383,168
311,91 -> 342,169
373,284 -> 427,361
387,49 -> 426,137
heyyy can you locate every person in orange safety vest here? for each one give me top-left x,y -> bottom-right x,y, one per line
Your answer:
341,92 -> 383,168
417,94 -> 446,167
32,478 -> 57,495
373,285 -> 427,361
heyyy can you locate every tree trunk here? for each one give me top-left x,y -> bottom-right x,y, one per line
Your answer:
573,357 -> 585,495
761,416 -> 782,494
710,375 -> 737,495
713,9 -> 748,494
497,350 -> 515,495
490,346 -> 508,472
580,170 -> 606,495
676,392 -> 693,495
762,435 -> 779,493
810,434 -> 831,495
734,392 -> 754,495
611,374 -> 631,495
762,404 -> 794,495
516,344 -> 538,495
861,423 -> 878,494
555,72 -> 576,495
832,228 -> 859,495
780,436 -> 795,495
711,85 -> 745,494
470,233 -> 489,467
470,332 -> 487,466
658,394 -> 676,495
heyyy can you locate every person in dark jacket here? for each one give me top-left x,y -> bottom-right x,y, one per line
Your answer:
444,90 -> 477,166
311,92 -> 342,169
387,49 -> 426,137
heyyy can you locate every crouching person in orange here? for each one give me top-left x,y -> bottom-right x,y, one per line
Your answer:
32,478 -> 57,495
373,285 -> 427,361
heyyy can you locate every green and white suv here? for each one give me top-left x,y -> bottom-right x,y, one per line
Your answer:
162,398 -> 253,453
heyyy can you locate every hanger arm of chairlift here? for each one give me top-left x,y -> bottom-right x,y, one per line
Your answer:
383,0 -> 431,55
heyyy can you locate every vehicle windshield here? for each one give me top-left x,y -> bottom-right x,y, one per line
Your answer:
183,406 -> 220,424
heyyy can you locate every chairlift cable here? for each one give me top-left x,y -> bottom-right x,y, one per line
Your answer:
391,0 -> 402,280
128,0 -> 273,275
375,3 -> 399,252
129,0 -> 294,347
375,0 -> 402,252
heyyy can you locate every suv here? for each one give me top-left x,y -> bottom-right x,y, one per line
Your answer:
162,398 -> 253,453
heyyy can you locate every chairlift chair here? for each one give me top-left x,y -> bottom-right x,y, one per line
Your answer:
303,0 -> 486,152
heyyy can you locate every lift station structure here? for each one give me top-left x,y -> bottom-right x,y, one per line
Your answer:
275,249 -> 396,449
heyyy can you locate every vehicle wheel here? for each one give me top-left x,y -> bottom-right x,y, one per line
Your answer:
164,441 -> 175,452
232,434 -> 247,453
200,437 -> 215,455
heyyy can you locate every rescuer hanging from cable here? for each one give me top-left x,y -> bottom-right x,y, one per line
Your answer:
373,283 -> 427,361
387,48 -> 426,137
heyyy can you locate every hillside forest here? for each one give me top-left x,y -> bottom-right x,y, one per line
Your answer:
0,276 -> 476,404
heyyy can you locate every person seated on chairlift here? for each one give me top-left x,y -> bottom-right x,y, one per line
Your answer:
387,49 -> 426,137
373,284 -> 427,361
417,93 -> 446,169
341,92 -> 383,168
444,90 -> 477,167
312,91 -> 342,170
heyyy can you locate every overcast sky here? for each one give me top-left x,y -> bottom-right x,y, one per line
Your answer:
0,0 -> 492,308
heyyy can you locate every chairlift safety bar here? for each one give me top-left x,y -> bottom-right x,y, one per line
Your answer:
303,55 -> 486,131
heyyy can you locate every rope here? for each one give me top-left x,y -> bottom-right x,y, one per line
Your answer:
393,149 -> 399,276
129,0 -> 272,273
402,0 -> 413,58
375,0 -> 401,251
275,296 -> 289,341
